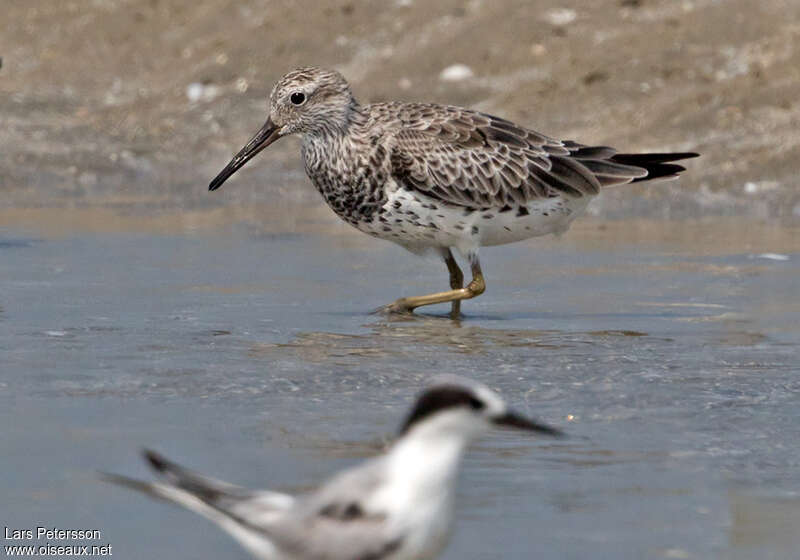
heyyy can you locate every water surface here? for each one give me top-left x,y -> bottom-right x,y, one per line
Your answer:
1,218 -> 798,559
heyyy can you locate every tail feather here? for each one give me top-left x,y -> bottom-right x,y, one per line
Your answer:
610,152 -> 699,183
100,449 -> 248,514
101,449 -> 294,519
99,469 -> 232,522
101,469 -> 272,555
142,448 -> 248,504
580,159 -> 648,179
566,141 -> 699,188
99,471 -> 173,502
100,450 -> 298,558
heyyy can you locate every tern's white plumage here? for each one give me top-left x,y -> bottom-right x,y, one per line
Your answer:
103,376 -> 562,560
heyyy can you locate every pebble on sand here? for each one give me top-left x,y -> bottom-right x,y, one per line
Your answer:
439,64 -> 474,82
543,8 -> 577,26
186,82 -> 220,103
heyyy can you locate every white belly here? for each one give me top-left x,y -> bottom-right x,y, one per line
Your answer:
358,185 -> 592,255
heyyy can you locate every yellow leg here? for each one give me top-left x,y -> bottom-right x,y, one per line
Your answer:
378,257 -> 485,316
444,250 -> 464,319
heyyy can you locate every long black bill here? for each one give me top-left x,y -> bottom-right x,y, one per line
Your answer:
493,410 -> 564,438
208,118 -> 281,191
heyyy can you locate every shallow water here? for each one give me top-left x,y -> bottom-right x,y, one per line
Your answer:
1,218 -> 798,559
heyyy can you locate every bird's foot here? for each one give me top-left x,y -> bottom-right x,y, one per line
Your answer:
374,299 -> 416,315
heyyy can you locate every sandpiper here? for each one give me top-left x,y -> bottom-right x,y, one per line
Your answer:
209,67 -> 697,317
103,376 -> 562,560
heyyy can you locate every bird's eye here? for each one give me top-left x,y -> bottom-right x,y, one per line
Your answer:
290,92 -> 306,105
468,397 -> 485,410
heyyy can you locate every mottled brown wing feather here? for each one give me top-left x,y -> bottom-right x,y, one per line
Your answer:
377,104 -> 605,209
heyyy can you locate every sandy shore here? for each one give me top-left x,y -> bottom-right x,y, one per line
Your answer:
1,0 -> 799,222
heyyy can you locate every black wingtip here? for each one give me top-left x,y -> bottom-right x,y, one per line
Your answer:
611,151 -> 700,183
611,152 -> 700,165
143,448 -> 169,473
658,152 -> 700,161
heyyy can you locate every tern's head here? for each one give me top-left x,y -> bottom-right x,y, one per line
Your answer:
399,376 -> 563,442
209,67 -> 356,192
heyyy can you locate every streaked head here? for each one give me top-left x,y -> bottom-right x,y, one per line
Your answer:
209,66 -> 355,192
268,67 -> 354,134
399,376 -> 563,441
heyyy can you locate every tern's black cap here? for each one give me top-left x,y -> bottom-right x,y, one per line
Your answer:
399,385 -> 484,435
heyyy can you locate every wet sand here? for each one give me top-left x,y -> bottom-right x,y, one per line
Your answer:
2,0 -> 800,220
1,216 -> 798,559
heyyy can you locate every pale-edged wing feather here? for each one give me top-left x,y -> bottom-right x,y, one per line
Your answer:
369,103 -> 689,208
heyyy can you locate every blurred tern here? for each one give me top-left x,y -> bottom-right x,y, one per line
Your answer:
102,376 -> 563,560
